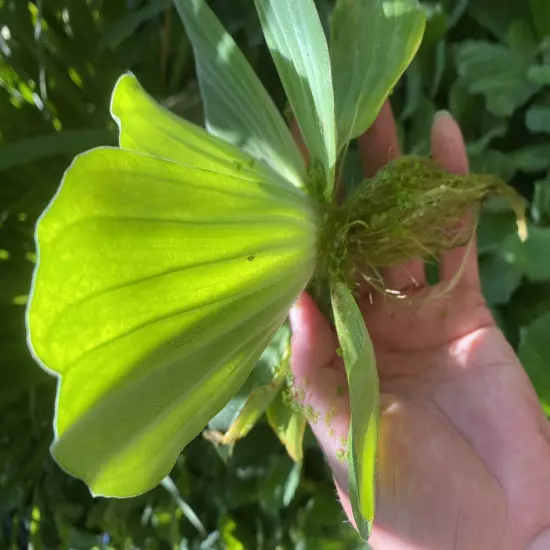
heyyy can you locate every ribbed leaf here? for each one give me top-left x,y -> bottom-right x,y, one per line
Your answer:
330,0 -> 425,149
27,147 -> 317,497
111,73 -> 288,185
331,283 -> 379,540
253,0 -> 336,192
173,0 -> 305,188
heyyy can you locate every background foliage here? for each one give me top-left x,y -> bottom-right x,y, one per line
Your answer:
1,0 -> 550,548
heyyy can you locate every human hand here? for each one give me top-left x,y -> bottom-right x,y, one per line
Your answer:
289,105 -> 550,550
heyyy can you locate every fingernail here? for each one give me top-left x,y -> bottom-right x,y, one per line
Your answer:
435,109 -> 454,120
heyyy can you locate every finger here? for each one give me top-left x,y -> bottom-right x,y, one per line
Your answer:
380,260 -> 427,293
289,292 -> 336,376
369,393 -> 504,549
289,293 -> 350,489
430,111 -> 480,289
359,101 -> 426,290
431,111 -> 469,175
358,101 -> 401,177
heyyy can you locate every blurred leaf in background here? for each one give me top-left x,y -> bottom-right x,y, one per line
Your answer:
2,0 -> 550,548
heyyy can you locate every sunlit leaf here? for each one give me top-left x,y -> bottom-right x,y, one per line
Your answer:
330,282 -> 379,540
253,0 -> 336,191
27,147 -> 317,497
222,323 -> 291,444
330,0 -> 425,149
220,515 -> 245,550
173,0 -> 305,189
111,73 -> 288,185
266,388 -> 307,463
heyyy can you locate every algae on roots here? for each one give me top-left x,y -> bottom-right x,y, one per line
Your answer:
332,156 -> 526,280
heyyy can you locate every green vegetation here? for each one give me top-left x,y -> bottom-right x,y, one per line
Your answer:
2,0 -> 550,548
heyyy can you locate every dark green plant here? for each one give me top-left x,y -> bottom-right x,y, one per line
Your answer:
2,0 -> 550,548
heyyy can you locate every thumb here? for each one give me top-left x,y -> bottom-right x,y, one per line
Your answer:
289,292 -> 351,491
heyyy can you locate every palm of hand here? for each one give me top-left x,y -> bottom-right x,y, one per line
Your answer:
362,279 -> 550,550
289,105 -> 550,549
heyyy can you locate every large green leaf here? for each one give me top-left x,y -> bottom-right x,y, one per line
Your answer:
330,0 -> 425,149
27,147 -> 317,497
173,0 -> 305,189
253,0 -> 336,191
330,282 -> 379,540
111,73 -> 288,186
519,311 -> 550,416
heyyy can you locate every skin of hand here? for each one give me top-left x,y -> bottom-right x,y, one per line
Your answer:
289,105 -> 550,550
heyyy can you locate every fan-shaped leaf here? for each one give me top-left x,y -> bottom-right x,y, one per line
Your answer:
174,0 -> 305,189
111,73 -> 288,186
27,147 -> 317,497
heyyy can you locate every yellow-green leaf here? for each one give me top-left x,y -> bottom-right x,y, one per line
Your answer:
266,388 -> 307,463
27,147 -> 317,497
174,0 -> 305,189
111,73 -> 288,186
330,282 -> 379,540
253,0 -> 336,192
330,0 -> 426,149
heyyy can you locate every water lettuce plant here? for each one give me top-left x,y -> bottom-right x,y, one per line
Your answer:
24,0 -> 526,540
